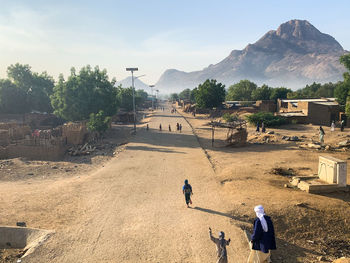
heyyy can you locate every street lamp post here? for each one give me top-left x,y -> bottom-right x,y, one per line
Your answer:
126,67 -> 138,133
149,85 -> 155,110
155,89 -> 159,109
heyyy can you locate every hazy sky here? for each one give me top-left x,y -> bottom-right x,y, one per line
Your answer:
0,0 -> 349,87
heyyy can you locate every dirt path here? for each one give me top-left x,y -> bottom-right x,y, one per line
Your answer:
20,107 -> 248,263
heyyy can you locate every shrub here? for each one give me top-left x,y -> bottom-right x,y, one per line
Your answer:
222,113 -> 238,123
246,112 -> 287,127
87,110 -> 111,136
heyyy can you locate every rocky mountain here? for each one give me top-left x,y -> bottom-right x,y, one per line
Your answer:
156,19 -> 347,93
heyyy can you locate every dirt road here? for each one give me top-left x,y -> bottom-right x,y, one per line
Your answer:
22,107 -> 248,262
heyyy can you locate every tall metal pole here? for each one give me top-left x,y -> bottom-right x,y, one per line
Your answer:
151,87 -> 153,110
131,71 -> 136,132
126,67 -> 138,134
149,85 -> 155,110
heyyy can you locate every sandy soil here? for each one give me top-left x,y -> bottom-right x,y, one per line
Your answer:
0,107 -> 249,263
0,125 -> 132,183
2,105 -> 350,262
180,109 -> 350,262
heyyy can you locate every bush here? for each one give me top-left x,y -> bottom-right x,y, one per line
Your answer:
87,110 -> 111,136
222,113 -> 238,123
246,112 -> 287,127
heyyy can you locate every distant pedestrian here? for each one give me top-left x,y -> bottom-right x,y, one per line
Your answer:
176,123 -> 179,131
261,122 -> 266,133
169,124 -> 171,132
341,120 -> 345,132
247,205 -> 276,263
146,124 -> 149,131
159,124 -> 162,131
319,126 -> 325,144
179,124 -> 182,132
256,122 -> 260,132
182,179 -> 193,207
331,121 -> 335,132
209,227 -> 231,263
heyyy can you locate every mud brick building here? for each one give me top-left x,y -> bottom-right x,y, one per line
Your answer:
277,98 -> 339,126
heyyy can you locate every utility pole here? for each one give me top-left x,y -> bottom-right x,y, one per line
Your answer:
126,67 -> 138,133
149,85 -> 155,110
155,89 -> 159,109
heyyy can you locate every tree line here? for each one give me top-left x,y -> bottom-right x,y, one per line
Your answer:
171,54 -> 350,111
0,64 -> 149,121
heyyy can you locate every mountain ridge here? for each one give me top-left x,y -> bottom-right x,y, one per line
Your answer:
116,76 -> 150,91
156,19 -> 347,93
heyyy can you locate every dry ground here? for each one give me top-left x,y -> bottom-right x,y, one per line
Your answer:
180,109 -> 350,262
0,124 -> 132,183
1,105 -> 350,262
0,107 -> 249,263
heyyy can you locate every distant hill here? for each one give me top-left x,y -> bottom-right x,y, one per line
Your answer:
116,76 -> 150,90
156,19 -> 347,93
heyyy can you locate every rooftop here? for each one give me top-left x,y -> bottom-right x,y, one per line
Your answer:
312,101 -> 339,106
279,112 -> 307,117
280,98 -> 336,103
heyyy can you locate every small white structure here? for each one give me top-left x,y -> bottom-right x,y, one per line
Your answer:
291,156 -> 348,193
318,156 -> 347,187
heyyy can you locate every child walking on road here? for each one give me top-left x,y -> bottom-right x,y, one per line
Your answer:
209,227 -> 231,263
182,179 -> 193,208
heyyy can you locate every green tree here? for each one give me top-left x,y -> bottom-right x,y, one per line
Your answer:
179,88 -> 191,100
0,79 -> 28,113
190,88 -> 197,103
339,54 -> 350,114
270,87 -> 292,101
251,84 -> 272,100
226,80 -> 257,101
288,82 -> 338,99
170,93 -> 179,101
316,82 -> 337,98
0,63 -> 54,113
87,110 -> 111,136
135,89 -> 148,107
195,79 -> 226,109
335,82 -> 349,105
51,65 -> 118,121
115,87 -> 148,112
116,87 -> 134,112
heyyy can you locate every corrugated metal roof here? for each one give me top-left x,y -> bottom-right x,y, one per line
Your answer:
279,112 -> 307,117
312,101 -> 339,106
280,98 -> 336,103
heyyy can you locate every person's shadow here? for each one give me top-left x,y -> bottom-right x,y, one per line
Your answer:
191,206 -> 252,224
190,206 -> 232,218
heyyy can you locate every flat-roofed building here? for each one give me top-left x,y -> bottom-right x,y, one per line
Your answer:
277,98 -> 339,125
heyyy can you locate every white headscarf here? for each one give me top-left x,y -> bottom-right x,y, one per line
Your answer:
254,205 -> 268,232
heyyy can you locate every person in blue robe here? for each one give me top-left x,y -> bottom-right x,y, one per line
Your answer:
248,205 -> 276,263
